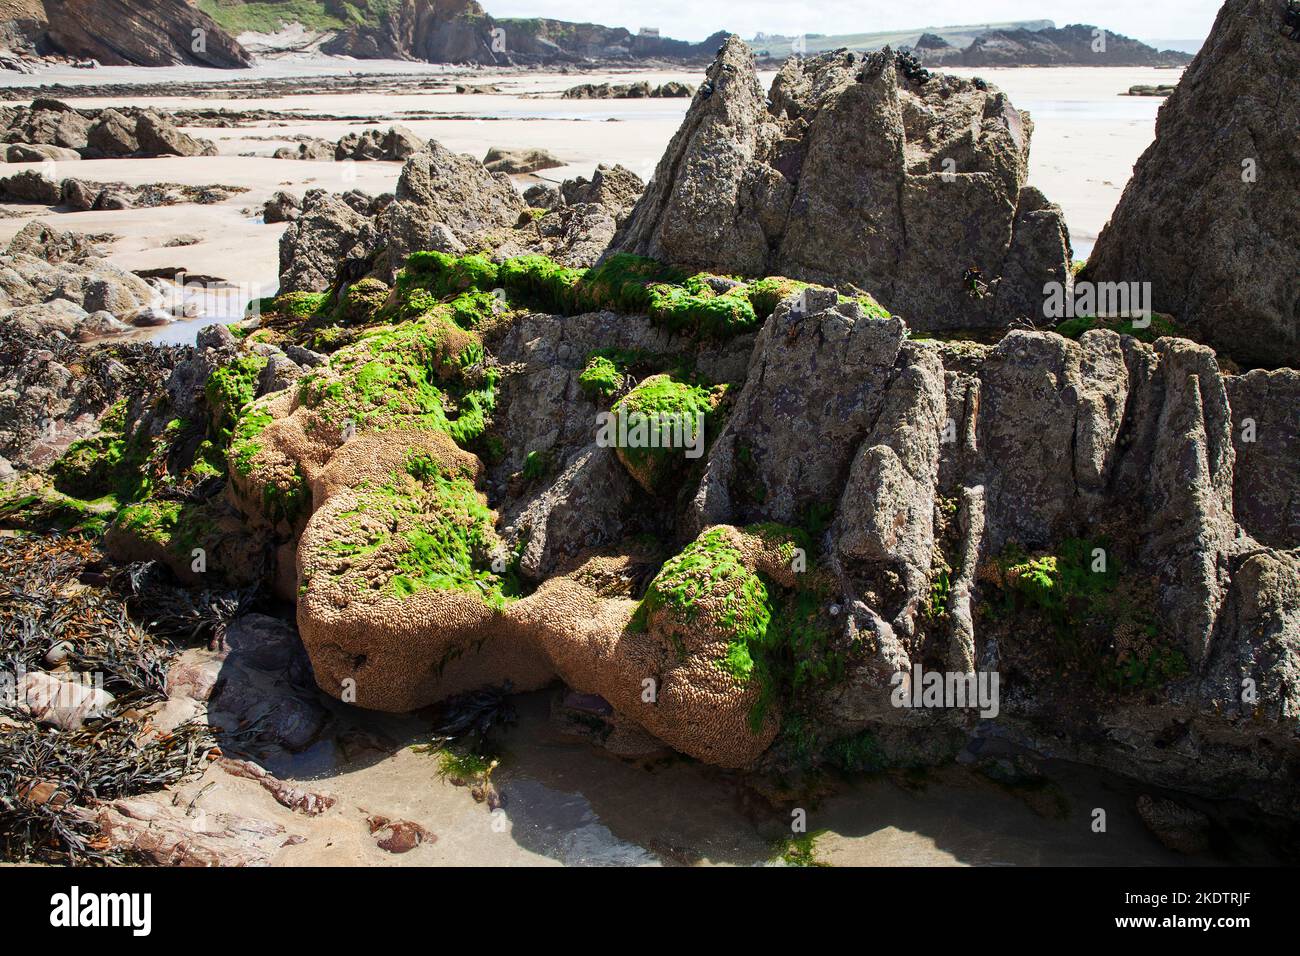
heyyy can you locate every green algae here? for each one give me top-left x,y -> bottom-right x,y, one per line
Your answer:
608,375 -> 720,494
205,354 -> 269,447
324,453 -> 513,608
1054,312 -> 1179,344
396,251 -> 892,341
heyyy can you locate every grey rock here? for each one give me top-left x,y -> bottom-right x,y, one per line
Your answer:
1087,0 -> 1300,368
611,38 -> 1069,330
263,190 -> 301,224
483,145 -> 563,174
278,189 -> 379,294
1225,369 -> 1300,548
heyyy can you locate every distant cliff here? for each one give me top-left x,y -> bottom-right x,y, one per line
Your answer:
915,24 -> 1193,67
204,0 -> 729,65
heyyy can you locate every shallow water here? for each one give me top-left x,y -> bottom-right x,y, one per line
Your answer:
230,691 -> 1284,867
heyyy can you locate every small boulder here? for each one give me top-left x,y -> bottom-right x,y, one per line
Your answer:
0,169 -> 62,204
483,146 -> 563,174
86,108 -> 139,157
135,111 -> 216,158
17,671 -> 115,730
6,143 -> 80,163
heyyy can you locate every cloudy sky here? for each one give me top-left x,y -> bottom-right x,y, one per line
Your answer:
489,0 -> 1222,44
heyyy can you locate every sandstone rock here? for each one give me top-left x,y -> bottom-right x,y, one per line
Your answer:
5,142 -> 80,163
612,38 -> 1070,330
135,110 -> 216,158
1088,0 -> 1300,368
38,0 -> 251,68
84,798 -> 287,867
86,107 -> 140,156
218,758 -> 337,816
483,145 -> 563,174
3,103 -> 91,150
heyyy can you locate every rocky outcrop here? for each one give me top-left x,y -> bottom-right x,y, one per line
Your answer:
18,0 -> 250,68
0,100 -> 218,158
562,81 -> 695,99
1088,0 -> 1300,369
611,38 -> 1072,330
376,140 -> 525,279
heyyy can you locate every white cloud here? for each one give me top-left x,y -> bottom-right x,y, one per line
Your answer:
488,0 -> 1223,44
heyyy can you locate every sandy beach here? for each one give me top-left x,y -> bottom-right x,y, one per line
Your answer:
0,62 -> 1179,335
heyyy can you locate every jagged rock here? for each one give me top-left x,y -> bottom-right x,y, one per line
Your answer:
483,146 -> 563,174
263,190 -> 301,224
527,203 -> 618,267
5,219 -> 97,261
335,125 -> 424,162
559,163 -> 644,217
0,169 -> 61,203
612,37 -> 1071,330
377,139 -> 524,279
278,189 -> 379,293
2,101 -> 91,150
1088,0 -> 1300,368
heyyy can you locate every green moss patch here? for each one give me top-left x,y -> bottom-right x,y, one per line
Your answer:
608,374 -> 722,494
393,252 -> 893,342
1054,312 -> 1179,344
323,452 -> 515,608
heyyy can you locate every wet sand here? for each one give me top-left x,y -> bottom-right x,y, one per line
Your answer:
147,690 -> 1274,867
